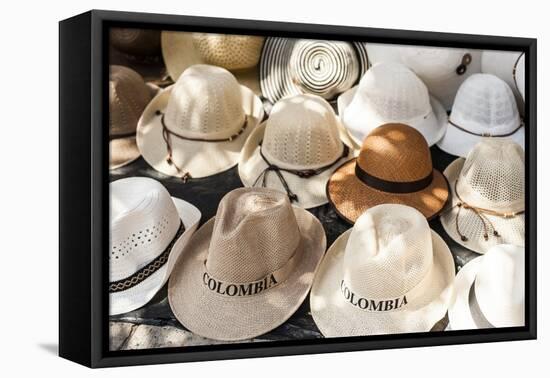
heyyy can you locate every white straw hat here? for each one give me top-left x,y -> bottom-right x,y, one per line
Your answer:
448,244 -> 524,330
168,188 -> 326,341
338,62 -> 447,147
137,64 -> 264,180
437,73 -> 524,157
311,204 -> 455,336
440,139 -> 525,254
481,50 -> 525,106
238,94 -> 355,209
109,177 -> 201,315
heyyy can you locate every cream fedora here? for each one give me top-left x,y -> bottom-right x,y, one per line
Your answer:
137,64 -> 264,180
110,177 -> 201,315
311,204 -> 455,336
481,50 -> 525,106
168,188 -> 326,341
448,244 -> 524,330
238,94 -> 355,209
440,139 -> 525,254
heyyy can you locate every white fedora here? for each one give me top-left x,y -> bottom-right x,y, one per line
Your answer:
481,50 -> 525,107
109,177 -> 201,315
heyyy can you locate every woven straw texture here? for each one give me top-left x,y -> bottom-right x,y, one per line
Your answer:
481,50 -> 525,108
110,28 -> 161,56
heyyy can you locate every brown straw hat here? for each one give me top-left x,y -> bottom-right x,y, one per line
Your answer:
168,187 -> 326,341
327,123 -> 449,224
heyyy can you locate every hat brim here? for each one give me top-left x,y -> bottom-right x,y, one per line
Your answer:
439,158 -> 525,254
109,197 -> 201,315
168,207 -> 326,341
136,85 -> 264,179
310,229 -> 455,337
447,256 -> 482,330
110,137 -> 141,170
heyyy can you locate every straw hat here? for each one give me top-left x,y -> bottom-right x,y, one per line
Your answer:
137,64 -> 264,180
338,62 -> 447,147
311,204 -> 455,336
168,187 -> 326,341
438,73 -> 524,158
327,123 -> 449,224
238,94 -> 355,209
449,244 -> 524,330
481,50 -> 525,106
365,44 -> 481,110
110,177 -> 201,315
260,38 -> 369,104
440,139 -> 525,254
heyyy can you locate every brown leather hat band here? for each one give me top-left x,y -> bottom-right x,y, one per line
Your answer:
355,163 -> 433,194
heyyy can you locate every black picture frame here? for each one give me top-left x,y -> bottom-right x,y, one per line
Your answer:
59,9 -> 537,368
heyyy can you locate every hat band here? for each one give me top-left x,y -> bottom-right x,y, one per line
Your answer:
448,118 -> 524,138
109,221 -> 185,294
468,280 -> 495,329
355,163 -> 434,194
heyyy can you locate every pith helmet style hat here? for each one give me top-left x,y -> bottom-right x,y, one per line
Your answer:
338,62 -> 447,147
137,64 -> 264,180
311,204 -> 455,336
437,73 -> 524,157
440,139 -> 525,254
481,50 -> 525,105
260,38 -> 369,104
327,123 -> 449,224
110,177 -> 201,315
238,94 -> 355,209
449,244 -> 524,330
168,188 -> 326,341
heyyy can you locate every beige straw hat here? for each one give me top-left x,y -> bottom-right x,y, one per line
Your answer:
168,187 -> 326,341
440,139 -> 525,254
311,204 -> 455,336
238,94 -> 355,209
110,177 -> 201,315
449,244 -> 524,330
137,64 -> 264,180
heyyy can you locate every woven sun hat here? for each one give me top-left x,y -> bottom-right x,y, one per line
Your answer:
311,204 -> 455,336
437,73 -> 524,158
238,94 -> 355,209
481,50 -> 525,105
259,38 -> 369,105
327,123 -> 449,224
168,187 -> 326,341
448,244 -> 524,330
338,62 -> 447,147
365,44 -> 481,110
440,138 -> 525,254
137,64 -> 264,180
109,177 -> 201,315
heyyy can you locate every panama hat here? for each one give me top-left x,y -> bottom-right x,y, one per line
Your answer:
437,73 -> 524,157
238,94 -> 355,209
110,177 -> 201,315
365,44 -> 481,110
338,62 -> 447,147
168,187 -> 326,341
137,64 -> 264,180
259,38 -> 369,105
311,204 -> 455,336
449,244 -> 524,330
440,139 -> 525,254
481,50 -> 525,106
327,123 -> 449,224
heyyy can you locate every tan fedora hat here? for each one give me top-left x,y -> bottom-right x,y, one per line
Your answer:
168,187 -> 326,341
327,123 -> 449,224
311,204 -> 455,336
238,94 -> 356,209
137,64 -> 264,180
440,139 -> 525,254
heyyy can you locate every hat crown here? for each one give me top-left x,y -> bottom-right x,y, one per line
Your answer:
262,94 -> 344,169
400,46 -> 470,79
164,65 -> 246,139
206,188 -> 301,283
191,33 -> 264,70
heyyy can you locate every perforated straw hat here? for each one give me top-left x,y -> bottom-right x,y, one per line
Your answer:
440,139 -> 525,254
168,187 -> 326,341
437,73 -> 524,158
481,50 -> 525,105
238,94 -> 355,209
137,64 -> 264,180
260,38 -> 369,104
311,204 -> 455,336
327,123 -> 449,224
449,244 -> 524,330
338,62 -> 447,147
110,177 -> 201,315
